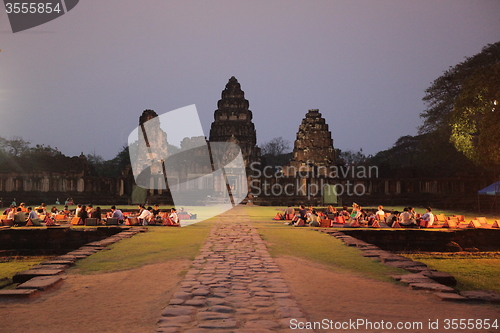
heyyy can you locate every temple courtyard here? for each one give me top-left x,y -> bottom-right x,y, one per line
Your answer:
0,206 -> 499,333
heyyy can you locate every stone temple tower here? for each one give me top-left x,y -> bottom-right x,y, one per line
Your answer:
287,109 -> 336,174
209,76 -> 260,166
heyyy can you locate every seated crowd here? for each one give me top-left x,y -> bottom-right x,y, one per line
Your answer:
1,201 -> 194,227
277,204 -> 437,228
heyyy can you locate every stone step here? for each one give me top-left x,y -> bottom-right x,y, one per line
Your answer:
434,292 -> 468,302
0,289 -> 39,299
12,268 -> 65,284
409,282 -> 456,293
459,290 -> 500,303
16,276 -> 63,291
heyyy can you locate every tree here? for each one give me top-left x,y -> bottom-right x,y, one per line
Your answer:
337,148 -> 368,166
0,136 -> 31,157
87,146 -> 131,178
25,144 -> 61,157
261,137 -> 291,156
420,41 -> 500,169
367,133 -> 482,178
260,137 -> 292,167
450,63 -> 500,166
420,42 -> 500,134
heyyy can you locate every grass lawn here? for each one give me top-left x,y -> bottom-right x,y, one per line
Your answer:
73,220 -> 213,274
242,206 -> 406,282
404,253 -> 500,294
0,256 -> 51,288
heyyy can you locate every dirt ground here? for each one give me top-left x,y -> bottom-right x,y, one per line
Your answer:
276,257 -> 500,333
0,260 -> 190,333
1,255 -> 499,333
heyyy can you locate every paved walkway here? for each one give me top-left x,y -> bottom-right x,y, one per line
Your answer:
157,210 -> 309,333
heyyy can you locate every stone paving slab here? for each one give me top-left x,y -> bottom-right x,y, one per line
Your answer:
13,269 -> 65,284
16,275 -> 63,291
31,264 -> 69,270
421,270 -> 457,286
434,292 -> 468,302
0,288 -> 39,299
409,282 -> 456,293
39,259 -> 75,266
459,290 -> 500,303
156,214 -> 310,332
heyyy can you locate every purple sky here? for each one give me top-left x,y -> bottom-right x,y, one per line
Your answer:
1,0 -> 499,159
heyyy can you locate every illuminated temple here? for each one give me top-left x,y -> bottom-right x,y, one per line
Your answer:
0,77 -> 492,208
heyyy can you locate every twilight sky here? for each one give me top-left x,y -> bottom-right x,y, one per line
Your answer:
1,0 -> 499,159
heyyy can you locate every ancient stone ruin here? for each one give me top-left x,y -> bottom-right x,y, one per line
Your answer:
286,108 -> 336,176
209,76 -> 261,167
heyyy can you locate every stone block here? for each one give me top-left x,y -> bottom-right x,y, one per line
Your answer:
40,259 -> 75,266
13,269 -> 65,284
198,319 -> 237,329
421,270 -> 457,286
0,289 -> 39,298
196,312 -> 233,321
409,283 -> 455,293
434,292 -> 468,302
161,305 -> 196,317
16,275 -> 63,291
459,290 -> 500,303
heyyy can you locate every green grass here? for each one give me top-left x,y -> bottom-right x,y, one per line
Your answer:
243,205 -> 500,291
73,220 -> 213,274
4,204 -> 499,294
0,257 -> 50,288
404,253 -> 500,294
258,226 -> 405,282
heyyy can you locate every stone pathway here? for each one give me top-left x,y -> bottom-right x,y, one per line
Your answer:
157,212 -> 310,333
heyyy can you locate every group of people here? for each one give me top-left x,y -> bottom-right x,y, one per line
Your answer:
136,204 -> 179,226
2,202 -> 63,226
2,200 -> 185,227
382,206 -> 435,228
282,204 -> 435,228
74,204 -> 104,223
283,205 -> 322,227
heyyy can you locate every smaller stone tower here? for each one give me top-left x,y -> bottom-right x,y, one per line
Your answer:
287,109 -> 336,174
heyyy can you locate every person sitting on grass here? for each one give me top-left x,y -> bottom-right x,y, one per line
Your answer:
307,209 -> 320,227
340,206 -> 350,217
399,207 -> 413,227
283,206 -> 295,220
419,207 -> 434,227
78,205 -> 88,224
349,203 -> 361,222
13,207 -> 27,227
110,205 -> 125,223
91,206 -> 102,224
27,206 -> 38,220
138,206 -> 152,226
385,210 -> 400,228
62,206 -> 71,216
169,208 -> 179,225
6,205 -> 15,223
376,205 -> 385,221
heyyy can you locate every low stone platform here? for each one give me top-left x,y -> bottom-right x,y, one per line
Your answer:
16,276 -> 63,291
0,289 -> 39,298
13,269 -> 65,284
